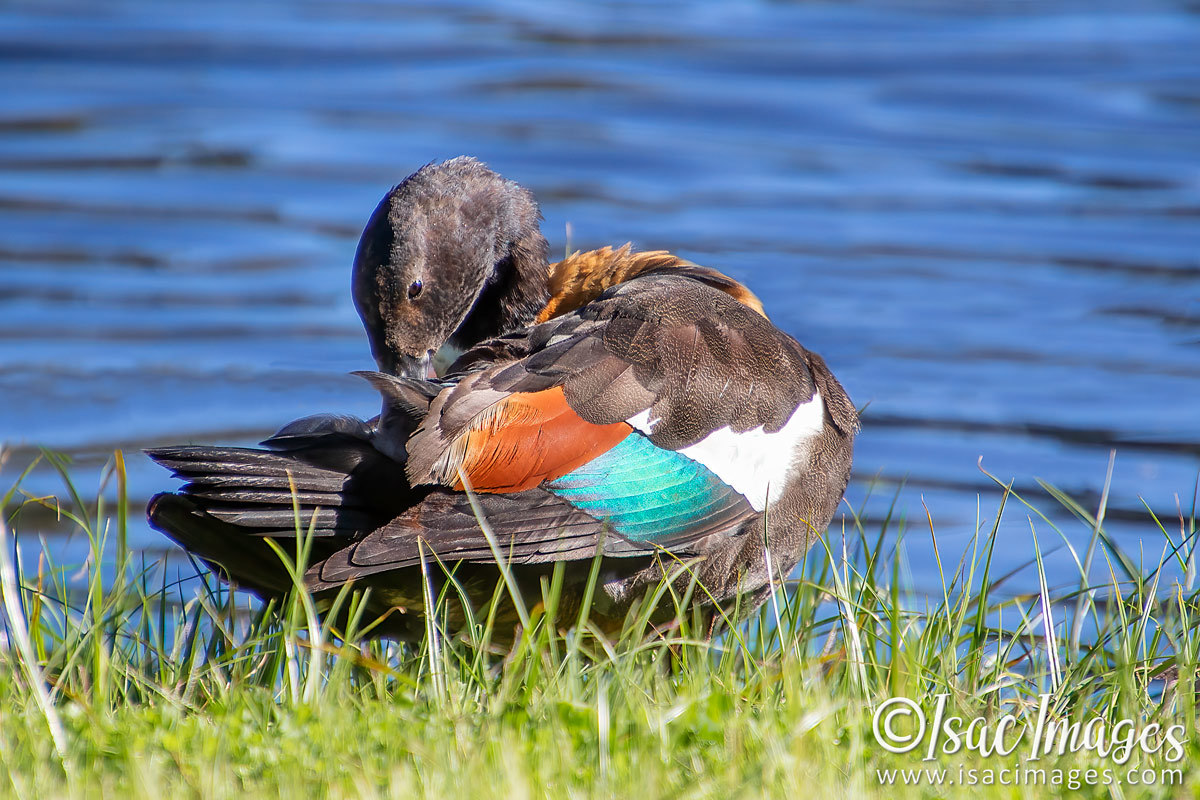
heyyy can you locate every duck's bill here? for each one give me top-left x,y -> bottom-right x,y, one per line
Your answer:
388,352 -> 436,381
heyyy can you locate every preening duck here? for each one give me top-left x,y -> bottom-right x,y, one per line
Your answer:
148,157 -> 858,640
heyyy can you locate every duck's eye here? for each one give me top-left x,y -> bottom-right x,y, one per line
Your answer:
407,280 -> 423,300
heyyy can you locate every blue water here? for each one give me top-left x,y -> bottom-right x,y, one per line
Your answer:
1,0 -> 1197,597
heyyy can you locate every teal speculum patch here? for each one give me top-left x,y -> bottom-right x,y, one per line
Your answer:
543,432 -> 752,542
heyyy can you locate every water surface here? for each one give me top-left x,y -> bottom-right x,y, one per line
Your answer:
2,0 -> 1198,596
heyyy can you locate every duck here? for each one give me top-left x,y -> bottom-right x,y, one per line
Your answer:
147,156 -> 858,641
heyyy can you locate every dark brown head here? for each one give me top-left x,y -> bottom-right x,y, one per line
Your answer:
352,157 -> 550,379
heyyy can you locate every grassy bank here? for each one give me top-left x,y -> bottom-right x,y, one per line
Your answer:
0,449 -> 1197,798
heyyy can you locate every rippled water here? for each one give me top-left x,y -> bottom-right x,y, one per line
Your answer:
2,0 -> 1198,595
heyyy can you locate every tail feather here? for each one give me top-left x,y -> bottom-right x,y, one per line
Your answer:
147,430 -> 416,596
147,446 -> 353,493
149,493 -> 302,596
260,412 -> 375,449
164,472 -> 346,494
184,486 -> 355,506
203,504 -> 378,535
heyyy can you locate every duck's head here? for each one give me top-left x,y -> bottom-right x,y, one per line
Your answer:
352,156 -> 550,379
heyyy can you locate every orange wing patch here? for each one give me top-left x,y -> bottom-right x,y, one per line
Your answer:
540,244 -> 768,322
450,386 -> 631,493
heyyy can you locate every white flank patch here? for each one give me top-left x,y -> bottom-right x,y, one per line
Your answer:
672,392 -> 825,512
626,409 -> 661,435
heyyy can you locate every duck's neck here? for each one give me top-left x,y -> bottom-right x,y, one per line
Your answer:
449,226 -> 552,352
538,244 -> 767,323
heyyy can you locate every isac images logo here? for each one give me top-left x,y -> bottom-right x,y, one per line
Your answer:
872,694 -> 1187,789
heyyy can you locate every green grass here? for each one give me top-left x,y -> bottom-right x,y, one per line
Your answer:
0,447 -> 1198,799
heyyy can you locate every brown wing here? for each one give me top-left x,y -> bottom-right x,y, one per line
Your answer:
439,273 -> 847,454
306,486 -> 735,589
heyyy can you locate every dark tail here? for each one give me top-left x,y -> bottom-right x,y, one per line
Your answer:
147,493 -> 305,596
146,413 -> 416,596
